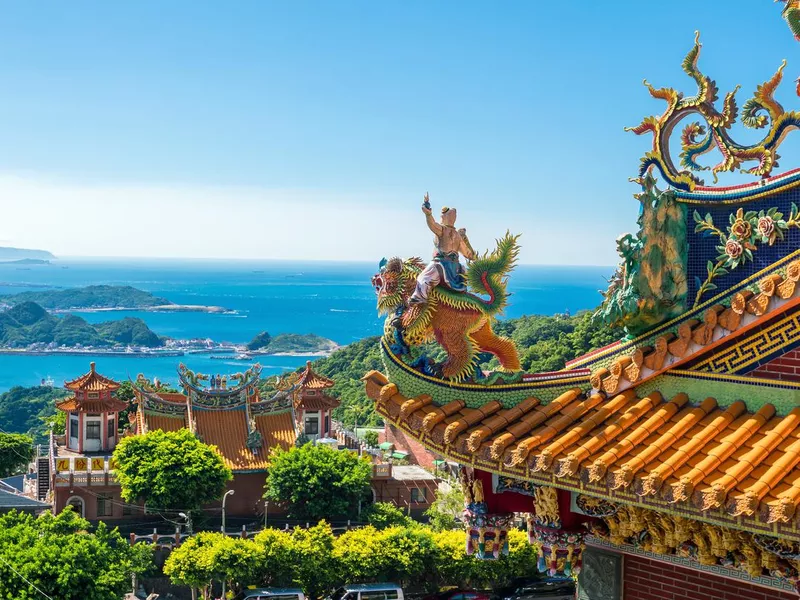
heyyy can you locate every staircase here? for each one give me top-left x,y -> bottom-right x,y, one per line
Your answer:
36,456 -> 50,501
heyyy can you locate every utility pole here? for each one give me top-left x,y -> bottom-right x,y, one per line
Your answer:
264,499 -> 269,528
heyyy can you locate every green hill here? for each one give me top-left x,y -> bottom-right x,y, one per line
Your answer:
0,301 -> 165,348
0,285 -> 170,310
299,310 -> 623,428
246,331 -> 339,354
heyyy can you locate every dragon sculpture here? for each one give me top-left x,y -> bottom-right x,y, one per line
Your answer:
627,32 -> 800,191
372,231 -> 521,381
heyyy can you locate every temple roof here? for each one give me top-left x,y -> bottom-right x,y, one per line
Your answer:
296,361 -> 334,390
64,362 -> 120,392
56,396 -> 128,413
365,370 -> 800,528
135,389 -> 296,471
299,395 -> 340,411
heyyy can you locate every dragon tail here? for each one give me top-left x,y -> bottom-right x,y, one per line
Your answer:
465,231 -> 520,316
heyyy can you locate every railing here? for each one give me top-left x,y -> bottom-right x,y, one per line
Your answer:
332,420 -> 382,458
129,521 -> 367,549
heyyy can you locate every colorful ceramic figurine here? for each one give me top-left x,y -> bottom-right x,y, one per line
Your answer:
409,193 -> 477,304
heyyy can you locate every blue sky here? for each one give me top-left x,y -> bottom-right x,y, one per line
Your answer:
1,1 -> 798,263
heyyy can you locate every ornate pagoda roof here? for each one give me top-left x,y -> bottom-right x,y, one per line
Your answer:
131,376 -> 296,472
55,396 -> 128,413
64,362 -> 120,392
365,369 -> 800,537
295,361 -> 335,390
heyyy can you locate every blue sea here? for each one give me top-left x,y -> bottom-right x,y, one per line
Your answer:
0,258 -> 612,392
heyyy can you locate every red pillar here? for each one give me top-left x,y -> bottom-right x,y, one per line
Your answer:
101,412 -> 107,452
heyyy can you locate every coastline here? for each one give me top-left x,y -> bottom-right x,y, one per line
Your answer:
52,304 -> 236,314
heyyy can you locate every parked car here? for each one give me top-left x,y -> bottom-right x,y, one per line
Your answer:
494,577 -> 575,600
236,587 -> 306,600
326,583 -> 405,600
422,590 -> 491,600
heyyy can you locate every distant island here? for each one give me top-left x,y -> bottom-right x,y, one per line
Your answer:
0,301 -> 165,349
0,246 -> 55,261
3,258 -> 50,265
0,285 -> 234,314
246,331 -> 340,356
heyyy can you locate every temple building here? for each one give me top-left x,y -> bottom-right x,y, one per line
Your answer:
57,362 -> 127,454
279,361 -> 340,441
36,362 -> 297,520
364,33 -> 800,600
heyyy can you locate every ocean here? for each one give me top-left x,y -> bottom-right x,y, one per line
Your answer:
0,258 -> 612,391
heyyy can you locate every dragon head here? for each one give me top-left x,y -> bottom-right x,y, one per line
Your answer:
372,257 -> 423,315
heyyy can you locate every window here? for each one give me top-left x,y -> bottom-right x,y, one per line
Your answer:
304,416 -> 319,435
97,494 -> 113,517
86,421 -> 101,440
411,488 -> 427,503
70,417 -> 78,439
108,418 -> 115,438
122,502 -> 132,516
324,415 -> 330,435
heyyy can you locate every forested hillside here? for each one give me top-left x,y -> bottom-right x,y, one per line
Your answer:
310,310 -> 622,427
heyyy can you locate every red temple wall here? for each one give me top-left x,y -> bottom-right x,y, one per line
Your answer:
622,555 -> 797,600
748,347 -> 800,383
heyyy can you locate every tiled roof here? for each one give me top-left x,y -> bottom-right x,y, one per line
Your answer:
299,395 -> 340,411
56,396 -> 128,413
193,408 -> 295,471
587,265 -> 800,396
296,361 -> 335,390
254,412 -> 296,453
144,413 -> 187,433
0,488 -> 51,510
365,370 -> 800,524
64,362 -> 120,392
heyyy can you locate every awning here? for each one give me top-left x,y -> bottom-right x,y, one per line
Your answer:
379,442 -> 394,450
433,459 -> 446,466
391,451 -> 409,460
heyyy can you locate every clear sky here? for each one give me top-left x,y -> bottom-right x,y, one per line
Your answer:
1,1 -> 798,264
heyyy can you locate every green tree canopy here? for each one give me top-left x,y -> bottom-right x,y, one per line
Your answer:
424,485 -> 465,532
0,509 -> 152,600
363,501 -> 414,529
265,444 -> 372,521
0,432 -> 33,477
113,429 -> 232,512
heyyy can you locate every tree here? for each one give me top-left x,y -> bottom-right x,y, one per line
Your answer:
288,522 -> 338,598
363,502 -> 414,529
0,432 -> 33,477
164,532 -> 264,600
333,525 -> 436,588
265,444 -> 372,521
0,508 -> 152,600
0,385 -> 69,443
424,485 -> 465,532
363,430 -> 379,447
113,429 -> 232,513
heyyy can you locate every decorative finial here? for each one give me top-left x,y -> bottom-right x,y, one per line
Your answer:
90,362 -> 96,372
627,33 -> 800,190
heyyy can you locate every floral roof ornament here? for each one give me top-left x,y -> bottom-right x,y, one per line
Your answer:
627,32 -> 800,192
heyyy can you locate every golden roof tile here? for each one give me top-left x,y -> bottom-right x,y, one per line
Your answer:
365,370 -> 800,524
296,361 -> 335,390
64,362 -> 120,392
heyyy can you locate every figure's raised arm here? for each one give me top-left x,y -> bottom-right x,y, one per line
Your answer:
422,193 -> 443,236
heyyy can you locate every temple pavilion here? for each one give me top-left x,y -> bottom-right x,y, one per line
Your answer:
363,32 -> 800,600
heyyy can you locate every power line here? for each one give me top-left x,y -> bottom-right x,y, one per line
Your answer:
0,554 -> 55,600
